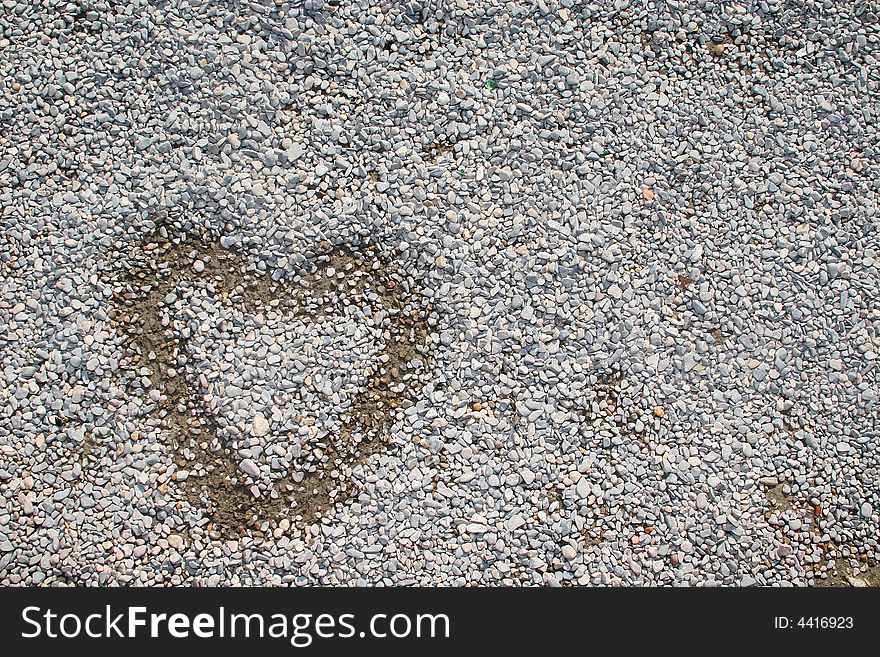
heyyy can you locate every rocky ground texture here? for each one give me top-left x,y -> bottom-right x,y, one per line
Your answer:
1,0 -> 879,585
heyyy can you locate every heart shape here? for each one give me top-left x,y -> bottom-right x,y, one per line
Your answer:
111,226 -> 434,537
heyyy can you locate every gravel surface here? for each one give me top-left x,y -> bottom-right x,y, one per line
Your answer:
1,0 -> 879,586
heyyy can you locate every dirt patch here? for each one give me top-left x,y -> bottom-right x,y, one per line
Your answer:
108,224 -> 435,538
422,138 -> 456,163
760,482 -> 878,587
764,483 -> 794,514
676,273 -> 694,291
814,556 -> 880,588
584,373 -> 621,422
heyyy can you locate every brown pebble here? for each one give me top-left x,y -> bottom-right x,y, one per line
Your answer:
472,402 -> 482,411
642,187 -> 654,201
11,82 -> 21,92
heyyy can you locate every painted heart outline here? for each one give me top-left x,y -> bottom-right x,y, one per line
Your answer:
110,225 -> 435,537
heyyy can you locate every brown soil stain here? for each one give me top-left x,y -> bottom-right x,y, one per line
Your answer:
108,225 -> 435,538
